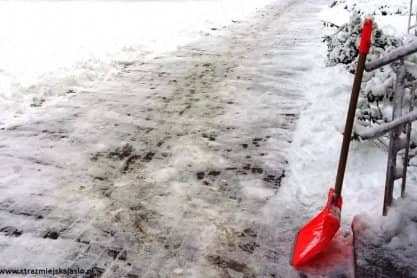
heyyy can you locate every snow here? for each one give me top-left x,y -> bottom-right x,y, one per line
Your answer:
331,0 -> 410,16
1,0 -> 416,276
1,0 -> 329,276
352,184 -> 417,275
0,0 -> 274,124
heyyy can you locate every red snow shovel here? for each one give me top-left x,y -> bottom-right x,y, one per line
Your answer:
290,19 -> 373,268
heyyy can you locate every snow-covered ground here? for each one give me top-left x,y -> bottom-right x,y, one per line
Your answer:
1,0 -> 416,276
0,0 -> 274,124
0,0 -> 330,276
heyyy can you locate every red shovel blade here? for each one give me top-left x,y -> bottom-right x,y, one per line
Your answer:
291,188 -> 343,267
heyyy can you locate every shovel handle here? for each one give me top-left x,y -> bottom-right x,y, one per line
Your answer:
334,19 -> 373,198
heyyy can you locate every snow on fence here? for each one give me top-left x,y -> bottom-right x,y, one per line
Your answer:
356,109 -> 417,140
365,41 -> 417,71
356,41 -> 417,215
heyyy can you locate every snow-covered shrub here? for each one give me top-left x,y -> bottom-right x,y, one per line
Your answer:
330,0 -> 410,16
324,12 -> 400,70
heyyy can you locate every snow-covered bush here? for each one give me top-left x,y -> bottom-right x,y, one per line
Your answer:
324,12 -> 400,70
330,0 -> 410,16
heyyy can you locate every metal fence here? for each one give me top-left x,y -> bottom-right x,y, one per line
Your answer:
356,42 -> 417,215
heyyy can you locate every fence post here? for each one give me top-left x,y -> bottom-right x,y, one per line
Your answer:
409,0 -> 413,33
383,60 -> 407,215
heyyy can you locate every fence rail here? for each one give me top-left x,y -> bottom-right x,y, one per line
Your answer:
356,110 -> 417,140
365,42 -> 417,71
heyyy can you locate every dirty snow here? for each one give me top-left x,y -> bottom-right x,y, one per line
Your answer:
1,0 -> 416,276
0,0 -> 332,277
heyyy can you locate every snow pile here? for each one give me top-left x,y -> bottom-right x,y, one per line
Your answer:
353,181 -> 417,276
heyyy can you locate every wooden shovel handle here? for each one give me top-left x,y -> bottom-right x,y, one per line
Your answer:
334,19 -> 373,199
